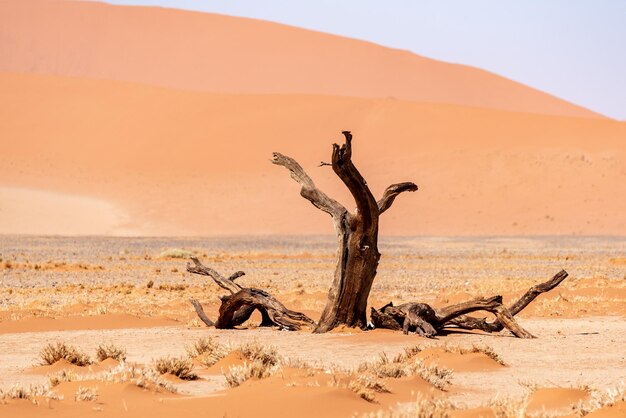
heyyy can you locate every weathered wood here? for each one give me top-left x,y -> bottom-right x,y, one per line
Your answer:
190,299 -> 214,327
187,257 -> 241,294
449,270 -> 569,333
273,131 -> 417,333
187,258 -> 315,331
371,271 -> 567,338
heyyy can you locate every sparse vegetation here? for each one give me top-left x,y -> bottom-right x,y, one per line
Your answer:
444,344 -> 507,366
0,384 -> 49,400
95,343 -> 127,362
574,382 -> 625,416
358,349 -> 452,391
74,386 -> 98,402
363,394 -> 454,417
154,356 -> 198,380
348,375 -> 390,403
49,369 -> 78,387
186,337 -> 227,367
223,342 -> 282,387
159,248 -> 194,259
39,342 -> 92,366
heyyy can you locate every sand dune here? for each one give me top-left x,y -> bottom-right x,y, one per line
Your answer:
0,187 -> 139,236
1,72 -> 624,236
0,0 -> 602,118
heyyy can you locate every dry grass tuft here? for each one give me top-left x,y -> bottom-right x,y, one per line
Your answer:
358,350 -> 452,391
154,356 -> 198,380
574,382 -> 625,416
74,386 -> 98,402
222,342 -> 282,388
239,341 -> 280,368
49,369 -> 78,387
159,248 -> 194,259
348,375 -> 390,403
363,394 -> 454,417
223,361 -> 278,388
186,337 -> 227,367
444,344 -> 507,366
39,342 -> 92,366
104,364 -> 177,393
96,343 -> 127,362
0,384 -> 50,400
489,395 -> 528,418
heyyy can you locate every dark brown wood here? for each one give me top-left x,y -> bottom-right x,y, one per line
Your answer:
449,270 -> 568,333
273,131 -> 417,333
187,257 -> 315,331
370,271 -> 568,338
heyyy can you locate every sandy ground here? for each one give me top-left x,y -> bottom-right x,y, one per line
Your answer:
0,236 -> 624,417
1,317 -> 624,407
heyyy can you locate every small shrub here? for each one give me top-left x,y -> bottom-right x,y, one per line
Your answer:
223,361 -> 277,388
49,369 -> 78,387
154,357 -> 197,380
445,344 -> 507,366
74,386 -> 98,401
239,342 -> 280,368
102,363 -> 177,393
223,342 -> 281,387
0,384 -> 48,400
357,350 -> 452,391
348,375 -> 390,403
186,337 -> 227,367
159,249 -> 194,259
39,342 -> 92,366
96,343 -> 127,362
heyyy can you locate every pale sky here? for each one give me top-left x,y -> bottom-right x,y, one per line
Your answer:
87,1 -> 626,119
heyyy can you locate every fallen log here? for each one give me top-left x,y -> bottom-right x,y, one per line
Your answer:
371,270 -> 568,339
187,257 -> 316,331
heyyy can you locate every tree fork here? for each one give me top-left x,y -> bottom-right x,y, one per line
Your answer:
272,131 -> 417,332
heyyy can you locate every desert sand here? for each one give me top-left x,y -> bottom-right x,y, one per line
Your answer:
1,1 -> 625,416
0,0 -> 603,118
1,236 -> 625,417
1,72 -> 624,236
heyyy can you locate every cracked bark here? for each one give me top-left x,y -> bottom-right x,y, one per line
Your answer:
273,131 -> 417,332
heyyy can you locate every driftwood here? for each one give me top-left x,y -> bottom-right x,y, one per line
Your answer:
370,270 -> 568,339
273,131 -> 417,332
187,257 -> 315,331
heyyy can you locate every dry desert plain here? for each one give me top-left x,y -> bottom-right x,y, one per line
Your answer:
0,235 -> 624,417
1,2 -> 626,417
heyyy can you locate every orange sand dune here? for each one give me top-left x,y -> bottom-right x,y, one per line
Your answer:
0,0 -> 602,118
1,72 -> 625,236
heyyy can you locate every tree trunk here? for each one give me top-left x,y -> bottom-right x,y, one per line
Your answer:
272,131 -> 417,332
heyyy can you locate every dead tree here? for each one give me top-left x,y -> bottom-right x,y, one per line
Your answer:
272,131 -> 417,333
370,270 -> 568,338
187,257 -> 315,331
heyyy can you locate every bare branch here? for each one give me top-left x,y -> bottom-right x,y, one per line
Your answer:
228,271 -> 246,282
272,152 -> 346,217
449,270 -> 568,333
186,256 -> 242,294
190,299 -> 214,327
318,161 -> 332,167
331,131 -> 378,225
378,182 -> 418,214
